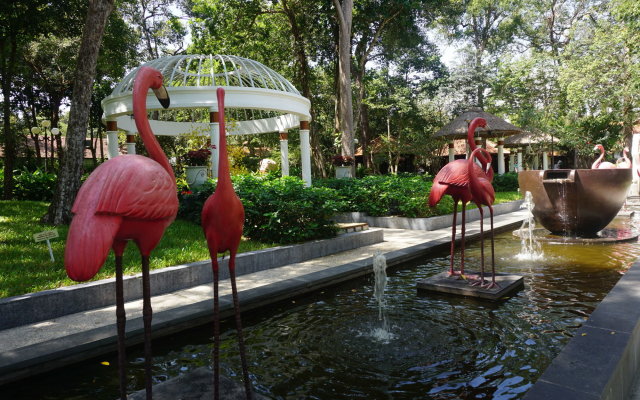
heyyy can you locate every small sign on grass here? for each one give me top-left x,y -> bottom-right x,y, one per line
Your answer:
34,229 -> 59,262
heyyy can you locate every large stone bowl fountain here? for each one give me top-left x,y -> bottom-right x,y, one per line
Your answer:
518,169 -> 632,236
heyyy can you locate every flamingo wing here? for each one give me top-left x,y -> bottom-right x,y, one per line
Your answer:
435,160 -> 469,187
74,155 -> 178,221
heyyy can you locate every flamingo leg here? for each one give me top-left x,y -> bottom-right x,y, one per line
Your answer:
115,254 -> 127,400
449,200 -> 458,276
212,256 -> 220,400
229,251 -> 253,400
485,206 -> 500,290
471,206 -> 486,287
460,201 -> 466,276
141,255 -> 153,400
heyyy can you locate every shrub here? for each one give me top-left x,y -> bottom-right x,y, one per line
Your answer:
316,174 -> 437,218
178,175 -> 345,244
13,168 -> 57,201
492,172 -> 519,192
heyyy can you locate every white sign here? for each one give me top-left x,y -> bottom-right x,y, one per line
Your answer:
34,229 -> 58,262
34,229 -> 59,242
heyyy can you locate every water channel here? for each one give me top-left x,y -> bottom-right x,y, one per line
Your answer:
4,219 -> 640,400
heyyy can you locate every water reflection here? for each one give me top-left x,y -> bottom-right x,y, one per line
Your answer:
3,224 -> 640,399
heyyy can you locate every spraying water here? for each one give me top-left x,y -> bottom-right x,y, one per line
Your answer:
371,252 -> 395,342
516,191 -> 544,261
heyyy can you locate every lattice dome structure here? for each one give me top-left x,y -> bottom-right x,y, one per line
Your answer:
101,54 -> 313,185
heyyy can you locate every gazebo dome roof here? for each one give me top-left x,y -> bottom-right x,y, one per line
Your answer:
101,54 -> 310,136
111,54 -> 301,96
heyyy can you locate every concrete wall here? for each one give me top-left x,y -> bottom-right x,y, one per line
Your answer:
0,229 -> 383,330
333,200 -> 524,231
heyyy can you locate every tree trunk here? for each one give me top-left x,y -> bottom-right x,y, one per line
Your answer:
43,0 -> 115,225
281,0 -> 327,177
1,37 -> 18,199
332,0 -> 355,161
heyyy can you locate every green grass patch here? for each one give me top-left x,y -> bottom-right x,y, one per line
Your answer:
0,200 -> 274,298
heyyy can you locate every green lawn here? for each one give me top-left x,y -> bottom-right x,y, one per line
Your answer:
0,201 -> 275,298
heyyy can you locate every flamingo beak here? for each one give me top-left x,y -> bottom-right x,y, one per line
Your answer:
152,85 -> 170,109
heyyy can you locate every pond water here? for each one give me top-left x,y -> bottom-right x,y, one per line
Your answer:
4,219 -> 640,400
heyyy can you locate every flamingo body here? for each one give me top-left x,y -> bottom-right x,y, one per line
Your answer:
65,155 -> 177,281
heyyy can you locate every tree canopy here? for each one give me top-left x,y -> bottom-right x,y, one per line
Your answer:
1,0 -> 639,215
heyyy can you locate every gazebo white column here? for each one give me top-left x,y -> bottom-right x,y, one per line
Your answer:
448,141 -> 455,162
209,109 -> 220,178
509,153 -> 515,172
300,121 -> 312,187
106,120 -> 119,159
497,138 -> 505,175
279,132 -> 290,176
126,134 -> 136,154
543,152 -> 549,170
517,151 -> 523,172
631,131 -> 640,196
533,152 -> 539,170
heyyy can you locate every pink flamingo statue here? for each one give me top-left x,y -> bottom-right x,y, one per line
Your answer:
617,147 -> 631,168
429,117 -> 491,277
64,66 -> 176,400
201,88 -> 252,400
592,144 -> 616,169
468,147 -> 499,289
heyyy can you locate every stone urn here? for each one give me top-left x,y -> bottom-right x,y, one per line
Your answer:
518,169 -> 631,236
335,166 -> 353,179
185,165 -> 208,188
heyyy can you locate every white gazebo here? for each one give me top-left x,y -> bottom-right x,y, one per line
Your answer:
101,54 -> 313,186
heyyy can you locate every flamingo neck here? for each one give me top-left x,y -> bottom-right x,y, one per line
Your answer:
592,146 -> 605,169
216,89 -> 232,190
133,84 -> 174,180
466,119 -> 490,165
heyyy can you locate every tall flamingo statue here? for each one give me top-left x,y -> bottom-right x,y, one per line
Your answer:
64,66 -> 176,400
592,144 -> 616,169
617,147 -> 631,168
468,147 -> 499,289
428,117 -> 490,277
201,88 -> 252,400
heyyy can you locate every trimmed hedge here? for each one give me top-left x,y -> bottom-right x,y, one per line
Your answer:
316,174 -> 452,218
178,175 -> 345,244
491,172 -> 519,192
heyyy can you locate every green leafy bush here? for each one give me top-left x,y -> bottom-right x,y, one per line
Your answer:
178,175 -> 345,244
491,172 -> 519,192
316,174 -> 437,218
13,168 -> 57,201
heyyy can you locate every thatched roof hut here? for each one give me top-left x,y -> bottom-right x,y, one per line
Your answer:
434,107 -> 523,139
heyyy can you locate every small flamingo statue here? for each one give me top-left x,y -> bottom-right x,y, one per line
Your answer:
201,88 -> 253,400
65,66 -> 176,400
429,117 -> 491,277
617,147 -> 631,168
592,144 -> 616,169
